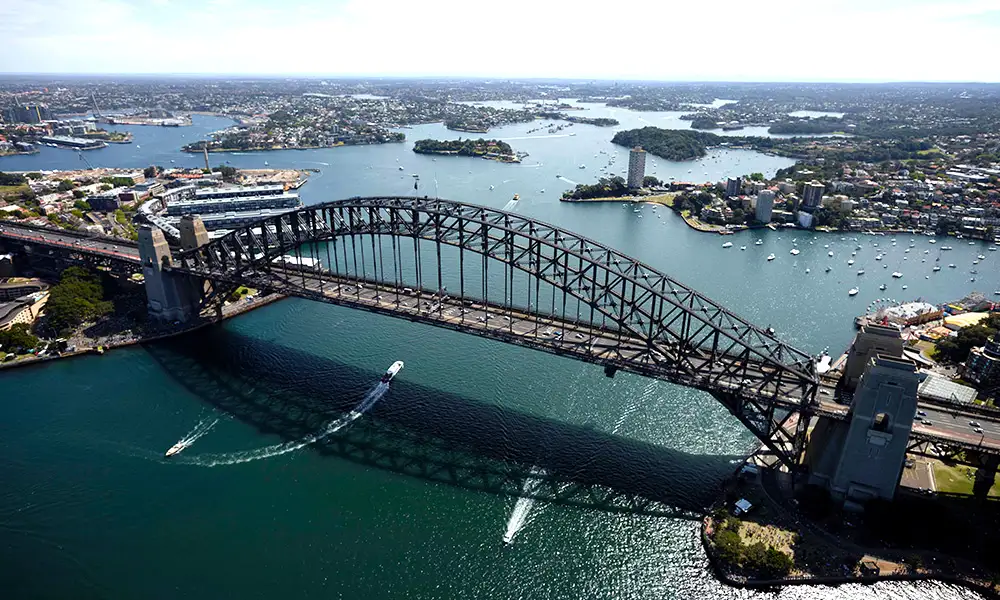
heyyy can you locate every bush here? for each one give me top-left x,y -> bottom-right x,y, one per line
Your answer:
714,529 -> 744,564
743,542 -> 793,578
0,323 -> 39,354
0,172 -> 27,186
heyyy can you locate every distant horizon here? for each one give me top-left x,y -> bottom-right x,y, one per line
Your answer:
1,73 -> 1000,86
3,0 -> 1000,82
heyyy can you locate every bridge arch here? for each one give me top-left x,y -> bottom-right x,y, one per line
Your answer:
173,196 -> 819,465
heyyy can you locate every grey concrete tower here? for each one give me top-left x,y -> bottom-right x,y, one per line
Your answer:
843,323 -> 904,391
828,355 -> 920,508
138,226 -> 200,322
179,215 -> 209,251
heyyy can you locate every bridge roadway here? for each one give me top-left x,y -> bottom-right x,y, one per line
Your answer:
0,221 -> 140,263
3,221 -> 1000,457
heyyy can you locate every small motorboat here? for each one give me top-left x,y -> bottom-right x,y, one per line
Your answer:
848,288 -> 859,296
165,441 -> 188,458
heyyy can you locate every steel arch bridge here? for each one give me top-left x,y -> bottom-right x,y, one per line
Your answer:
172,196 -> 821,467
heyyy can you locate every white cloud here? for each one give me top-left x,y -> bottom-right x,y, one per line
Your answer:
2,0 -> 999,81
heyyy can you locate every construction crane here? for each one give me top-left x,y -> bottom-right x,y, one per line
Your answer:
91,91 -> 103,120
77,149 -> 94,170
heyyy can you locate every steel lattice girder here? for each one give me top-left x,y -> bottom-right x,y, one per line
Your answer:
175,197 -> 821,464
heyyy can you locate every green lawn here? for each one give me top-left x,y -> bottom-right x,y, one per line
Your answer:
0,184 -> 29,199
932,461 -> 1000,497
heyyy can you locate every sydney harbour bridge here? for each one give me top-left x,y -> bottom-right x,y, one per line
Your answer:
3,196 -> 1000,508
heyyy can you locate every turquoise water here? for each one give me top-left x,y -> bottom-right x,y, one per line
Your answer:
1,111 -> 995,599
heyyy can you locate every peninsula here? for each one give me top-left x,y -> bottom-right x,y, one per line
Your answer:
412,138 -> 523,163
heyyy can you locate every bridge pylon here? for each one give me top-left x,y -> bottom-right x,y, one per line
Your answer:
138,225 -> 202,322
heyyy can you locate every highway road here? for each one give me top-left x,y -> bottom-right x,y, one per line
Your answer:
0,221 -> 140,262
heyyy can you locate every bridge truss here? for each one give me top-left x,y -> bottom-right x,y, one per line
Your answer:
173,197 -> 821,467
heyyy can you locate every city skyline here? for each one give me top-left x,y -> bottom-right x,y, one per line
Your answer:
3,0 -> 1000,81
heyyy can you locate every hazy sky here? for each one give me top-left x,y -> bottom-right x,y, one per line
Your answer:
3,0 -> 1000,81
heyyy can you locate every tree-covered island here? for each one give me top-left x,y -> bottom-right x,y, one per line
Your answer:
611,127 -> 723,160
412,138 -> 524,163
536,112 -> 619,127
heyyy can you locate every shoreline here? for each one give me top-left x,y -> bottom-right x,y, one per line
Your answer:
699,465 -> 1000,599
701,519 -> 999,598
182,140 -> 405,154
0,293 -> 284,373
559,192 -> 677,206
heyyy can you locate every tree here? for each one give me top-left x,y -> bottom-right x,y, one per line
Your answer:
642,175 -> 662,188
44,267 -> 113,333
57,180 -> 75,192
72,189 -> 86,199
743,542 -> 793,578
73,199 -> 91,211
936,322 -> 998,363
0,323 -> 38,354
25,172 -> 43,180
0,172 -> 27,186
143,165 -> 157,179
213,165 -> 237,182
713,529 -> 744,564
749,172 -> 764,181
99,184 -> 113,192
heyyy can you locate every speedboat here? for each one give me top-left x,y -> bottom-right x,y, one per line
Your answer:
857,269 -> 865,275
722,242 -> 733,248
828,251 -> 834,257
767,253 -> 775,261
847,259 -> 855,265
740,246 -> 746,251
165,441 -> 188,458
755,239 -> 763,245
381,361 -> 405,383
892,272 -> 903,278
848,288 -> 859,296
879,284 -> 887,291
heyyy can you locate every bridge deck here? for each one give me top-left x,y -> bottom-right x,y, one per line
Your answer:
203,267 -> 826,413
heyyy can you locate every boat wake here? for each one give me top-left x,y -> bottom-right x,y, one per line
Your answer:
175,382 -> 390,467
181,416 -> 219,446
502,466 -> 547,545
502,197 -> 520,212
501,134 -> 572,141
556,176 -> 578,186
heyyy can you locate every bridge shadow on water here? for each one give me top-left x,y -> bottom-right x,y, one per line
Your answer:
146,327 -> 742,520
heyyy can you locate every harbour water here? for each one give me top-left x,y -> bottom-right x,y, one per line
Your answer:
1,110 -> 996,599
